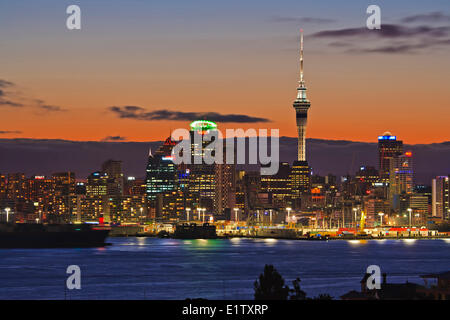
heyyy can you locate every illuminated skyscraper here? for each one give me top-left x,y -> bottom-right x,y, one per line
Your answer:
378,132 -> 403,183
101,160 -> 124,196
432,175 -> 449,220
188,120 -> 217,213
145,137 -> 177,201
390,151 -> 414,195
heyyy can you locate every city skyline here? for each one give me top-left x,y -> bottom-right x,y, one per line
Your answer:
1,1 -> 449,144
2,1 -> 450,304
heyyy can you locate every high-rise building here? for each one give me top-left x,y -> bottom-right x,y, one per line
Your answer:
378,132 -> 403,183
261,162 -> 292,207
0,174 -> 6,199
86,172 -> 108,196
409,194 -> 429,224
6,173 -> 26,200
145,137 -> 177,201
187,120 -> 218,214
355,166 -> 379,195
101,160 -> 124,196
389,151 -> 414,196
124,177 -> 146,196
432,175 -> 449,220
214,163 -> 236,216
289,160 -> 311,206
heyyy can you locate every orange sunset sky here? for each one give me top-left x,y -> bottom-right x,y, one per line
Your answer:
1,0 -> 449,144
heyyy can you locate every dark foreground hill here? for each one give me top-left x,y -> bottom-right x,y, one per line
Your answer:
0,137 -> 449,184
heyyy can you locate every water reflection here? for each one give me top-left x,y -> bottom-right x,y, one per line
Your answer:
264,238 -> 278,245
347,240 -> 367,246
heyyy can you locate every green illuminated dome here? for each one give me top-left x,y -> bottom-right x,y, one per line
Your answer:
189,120 -> 218,131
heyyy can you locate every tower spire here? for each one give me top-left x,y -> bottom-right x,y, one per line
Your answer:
299,28 -> 305,87
296,29 -> 308,101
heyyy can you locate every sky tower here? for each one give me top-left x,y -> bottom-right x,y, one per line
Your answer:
293,29 -> 310,162
290,29 -> 311,206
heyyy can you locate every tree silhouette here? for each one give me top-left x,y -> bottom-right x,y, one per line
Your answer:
254,265 -> 290,300
289,277 -> 306,300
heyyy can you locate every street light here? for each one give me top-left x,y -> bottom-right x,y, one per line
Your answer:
378,212 -> 384,227
407,208 -> 412,227
186,208 -> 191,222
286,207 -> 292,223
233,208 -> 239,223
197,208 -> 201,221
5,207 -> 11,223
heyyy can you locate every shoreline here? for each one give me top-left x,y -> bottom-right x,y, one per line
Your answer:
109,234 -> 450,241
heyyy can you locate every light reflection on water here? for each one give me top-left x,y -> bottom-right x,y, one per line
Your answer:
0,237 -> 449,300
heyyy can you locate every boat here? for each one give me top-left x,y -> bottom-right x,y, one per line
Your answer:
0,223 -> 110,248
173,223 -> 217,239
254,228 -> 298,239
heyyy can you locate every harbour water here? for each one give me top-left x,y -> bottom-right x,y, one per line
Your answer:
1,237 -> 449,300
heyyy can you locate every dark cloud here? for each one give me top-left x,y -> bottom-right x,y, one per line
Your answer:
328,41 -> 351,47
0,130 -> 22,134
0,80 -> 66,111
0,100 -> 23,107
102,136 -> 127,142
351,43 -> 422,54
351,37 -> 450,54
0,80 -> 14,88
109,106 -> 270,123
37,104 -> 66,112
270,16 -> 336,24
402,12 -> 450,23
312,24 -> 450,39
312,23 -> 450,54
0,79 -> 23,107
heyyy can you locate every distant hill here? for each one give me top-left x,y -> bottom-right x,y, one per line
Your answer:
0,137 -> 449,184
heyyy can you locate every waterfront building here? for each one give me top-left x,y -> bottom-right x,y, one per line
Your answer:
432,175 -> 449,220
409,194 -> 430,225
156,190 -> 198,221
378,132 -> 403,183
